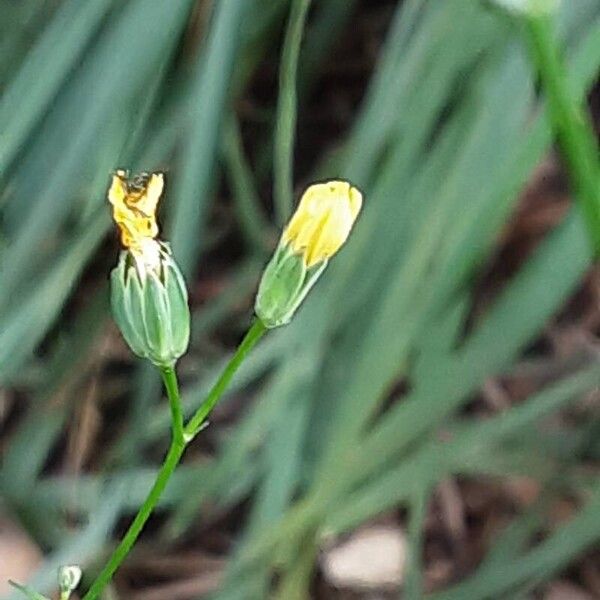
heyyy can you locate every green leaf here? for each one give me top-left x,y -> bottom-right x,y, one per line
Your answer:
8,581 -> 50,600
169,0 -> 250,277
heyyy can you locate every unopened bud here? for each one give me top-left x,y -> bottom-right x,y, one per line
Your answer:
58,565 -> 82,599
255,181 -> 362,328
111,244 -> 190,367
107,170 -> 190,366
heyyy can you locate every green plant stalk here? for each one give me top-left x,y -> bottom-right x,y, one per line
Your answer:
405,484 -> 428,600
82,319 -> 267,600
81,439 -> 185,600
273,0 -> 311,225
161,365 -> 185,445
223,116 -> 273,251
185,318 -> 266,437
524,15 -> 600,251
8,580 -> 49,600
273,527 -> 319,600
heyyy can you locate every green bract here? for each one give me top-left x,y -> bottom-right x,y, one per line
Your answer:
111,245 -> 190,367
255,244 -> 326,328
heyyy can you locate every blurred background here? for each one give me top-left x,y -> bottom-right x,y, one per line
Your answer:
1,0 -> 600,598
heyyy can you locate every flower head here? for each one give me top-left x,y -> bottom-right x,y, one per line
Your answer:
282,180 -> 362,267
255,180 -> 363,328
107,170 -> 190,366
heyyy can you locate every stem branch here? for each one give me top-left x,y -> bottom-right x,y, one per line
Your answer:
82,319 -> 267,599
82,438 -> 185,600
273,0 -> 311,225
160,365 -> 185,445
524,15 -> 600,250
185,318 -> 267,438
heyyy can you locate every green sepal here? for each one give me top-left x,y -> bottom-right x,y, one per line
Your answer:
285,259 -> 327,318
111,258 -> 147,359
255,244 -> 328,328
142,271 -> 168,362
163,259 -> 190,359
123,262 -> 149,358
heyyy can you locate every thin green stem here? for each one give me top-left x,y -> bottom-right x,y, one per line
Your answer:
160,365 -> 185,445
273,0 -> 311,225
185,318 -> 267,437
82,320 -> 268,600
524,15 -> 600,251
405,484 -> 429,600
222,115 -> 273,251
273,527 -> 318,600
82,438 -> 186,600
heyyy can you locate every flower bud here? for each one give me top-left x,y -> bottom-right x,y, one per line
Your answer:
58,566 -> 81,599
107,169 -> 190,366
111,243 -> 190,367
255,180 -> 362,328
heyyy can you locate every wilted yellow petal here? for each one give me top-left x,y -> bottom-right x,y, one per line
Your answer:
282,180 -> 362,267
108,170 -> 165,269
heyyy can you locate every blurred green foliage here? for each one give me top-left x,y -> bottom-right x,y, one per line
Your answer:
1,0 -> 600,598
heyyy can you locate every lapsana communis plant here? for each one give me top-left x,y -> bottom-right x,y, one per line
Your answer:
60,172 -> 362,600
9,172 -> 362,599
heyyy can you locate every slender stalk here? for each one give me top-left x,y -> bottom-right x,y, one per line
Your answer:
223,116 -> 273,251
273,528 -> 319,600
185,318 -> 267,437
82,439 -> 185,600
524,15 -> 600,251
405,484 -> 429,600
273,0 -> 311,225
82,319 -> 267,600
160,365 -> 185,445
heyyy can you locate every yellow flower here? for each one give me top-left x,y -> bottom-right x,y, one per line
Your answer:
107,170 -> 191,366
282,180 -> 363,267
108,170 -> 164,270
255,180 -> 363,328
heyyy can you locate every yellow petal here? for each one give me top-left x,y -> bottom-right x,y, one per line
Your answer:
282,180 -> 362,267
108,170 -> 164,260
